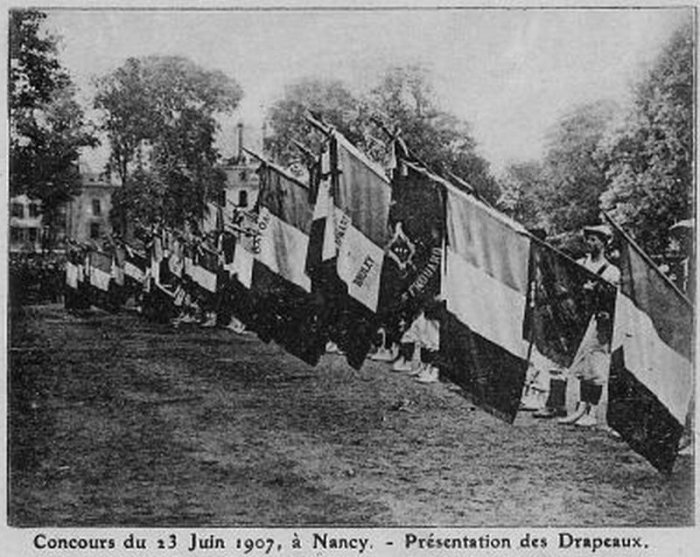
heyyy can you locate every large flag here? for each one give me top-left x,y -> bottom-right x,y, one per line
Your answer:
248,160 -> 327,365
305,130 -> 393,368
606,222 -> 694,473
524,238 -> 615,368
441,186 -> 532,422
379,159 -> 446,327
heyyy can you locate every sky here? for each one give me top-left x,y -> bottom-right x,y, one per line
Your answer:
40,6 -> 691,175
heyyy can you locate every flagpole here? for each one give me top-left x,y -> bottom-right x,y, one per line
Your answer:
602,212 -> 693,308
242,147 -> 310,190
305,112 -> 333,136
292,139 -> 316,164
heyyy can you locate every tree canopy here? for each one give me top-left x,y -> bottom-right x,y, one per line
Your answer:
501,22 -> 693,258
264,78 -> 364,164
600,23 -> 693,255
94,55 -> 243,233
9,9 -> 97,248
538,99 -> 619,234
264,66 -> 501,204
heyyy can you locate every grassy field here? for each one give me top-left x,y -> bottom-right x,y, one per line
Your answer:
8,304 -> 694,527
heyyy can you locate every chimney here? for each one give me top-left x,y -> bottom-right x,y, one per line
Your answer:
237,122 -> 244,162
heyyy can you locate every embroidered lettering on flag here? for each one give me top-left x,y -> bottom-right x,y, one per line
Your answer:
332,132 -> 392,312
256,206 -> 311,292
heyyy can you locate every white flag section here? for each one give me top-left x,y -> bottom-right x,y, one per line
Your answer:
124,261 -> 145,282
90,264 -> 111,292
66,261 -> 79,289
191,264 -> 217,293
612,293 -> 693,424
443,186 -> 531,360
336,214 -> 385,311
88,251 -> 113,292
232,241 -> 254,289
256,207 -> 311,292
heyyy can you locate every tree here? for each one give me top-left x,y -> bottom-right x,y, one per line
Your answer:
9,9 -> 65,113
264,77 -> 364,165
537,100 -> 619,235
600,23 -> 693,255
265,66 -> 501,204
366,65 -> 501,204
498,160 -> 547,229
9,9 -> 97,249
95,55 -> 243,233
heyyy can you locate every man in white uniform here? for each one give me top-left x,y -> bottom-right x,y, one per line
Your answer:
559,224 -> 620,427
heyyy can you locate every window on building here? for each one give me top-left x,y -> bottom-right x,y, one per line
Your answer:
92,198 -> 102,216
11,203 -> 24,218
238,190 -> 248,208
27,228 -> 39,243
28,203 -> 40,218
239,170 -> 248,182
10,227 -> 23,243
90,222 -> 101,239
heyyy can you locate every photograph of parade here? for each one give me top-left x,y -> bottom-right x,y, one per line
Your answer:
7,7 -> 695,527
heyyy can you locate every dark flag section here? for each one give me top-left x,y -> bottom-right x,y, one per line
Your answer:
246,160 -> 328,365
379,159 -> 446,334
57,119 -> 694,474
606,221 -> 694,473
524,238 -> 616,368
440,185 -> 532,423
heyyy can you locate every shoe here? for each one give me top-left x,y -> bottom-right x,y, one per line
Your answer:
533,407 -> 566,419
520,388 -> 546,411
408,361 -> 425,377
392,356 -> 412,372
227,318 -> 246,334
558,403 -> 588,425
370,346 -> 397,362
575,412 -> 598,427
600,425 -> 622,439
415,365 -> 439,384
326,341 -> 342,354
678,435 -> 692,455
201,313 -> 217,328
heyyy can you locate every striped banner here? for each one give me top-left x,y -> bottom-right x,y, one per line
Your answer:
441,186 -> 531,422
606,223 -> 693,473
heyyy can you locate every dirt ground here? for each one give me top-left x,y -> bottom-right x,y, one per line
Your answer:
8,304 -> 694,527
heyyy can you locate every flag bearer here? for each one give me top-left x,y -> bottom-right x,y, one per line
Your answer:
558,224 -> 620,427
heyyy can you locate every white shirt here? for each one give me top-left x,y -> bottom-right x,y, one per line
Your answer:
577,255 -> 620,287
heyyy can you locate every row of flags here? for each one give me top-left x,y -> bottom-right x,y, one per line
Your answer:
64,120 -> 693,474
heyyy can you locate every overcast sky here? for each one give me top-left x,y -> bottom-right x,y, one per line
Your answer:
42,6 -> 691,174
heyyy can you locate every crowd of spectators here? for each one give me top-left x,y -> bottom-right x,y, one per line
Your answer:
9,252 -> 66,306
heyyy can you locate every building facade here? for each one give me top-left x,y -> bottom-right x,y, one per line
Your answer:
9,194 -> 47,253
65,172 -> 118,244
222,157 -> 261,213
9,171 -> 119,253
